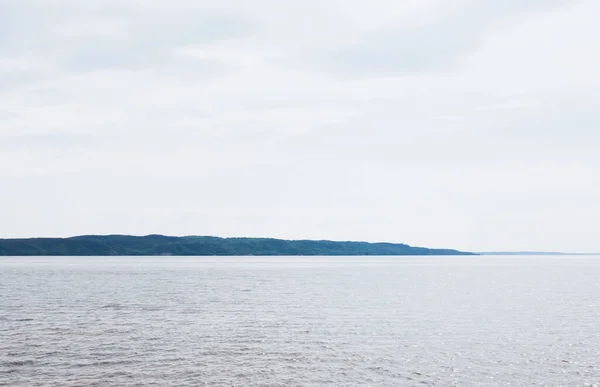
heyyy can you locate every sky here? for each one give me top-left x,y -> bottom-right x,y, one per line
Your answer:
1,0 -> 599,252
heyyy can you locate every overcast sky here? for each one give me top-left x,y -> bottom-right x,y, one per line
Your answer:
1,0 -> 599,252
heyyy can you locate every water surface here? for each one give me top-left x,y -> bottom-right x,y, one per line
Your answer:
1,256 -> 600,386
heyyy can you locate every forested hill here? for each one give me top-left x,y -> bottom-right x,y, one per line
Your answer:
0,235 -> 475,256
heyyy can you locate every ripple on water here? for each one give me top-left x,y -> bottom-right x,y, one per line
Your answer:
1,256 -> 600,386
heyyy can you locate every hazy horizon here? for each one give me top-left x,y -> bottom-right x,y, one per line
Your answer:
2,0 -> 599,253
2,233 -> 599,255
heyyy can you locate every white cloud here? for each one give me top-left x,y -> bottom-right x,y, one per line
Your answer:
1,0 -> 599,252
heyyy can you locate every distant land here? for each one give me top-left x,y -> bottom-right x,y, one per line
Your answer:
0,235 -> 475,256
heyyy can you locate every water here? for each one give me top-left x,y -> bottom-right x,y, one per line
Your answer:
1,256 -> 600,386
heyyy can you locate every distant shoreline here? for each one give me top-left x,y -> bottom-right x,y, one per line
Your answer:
0,234 -> 475,256
479,252 -> 600,256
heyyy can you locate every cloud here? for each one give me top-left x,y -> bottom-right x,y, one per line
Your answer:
0,132 -> 114,149
319,0 -> 574,75
0,0 -> 255,75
